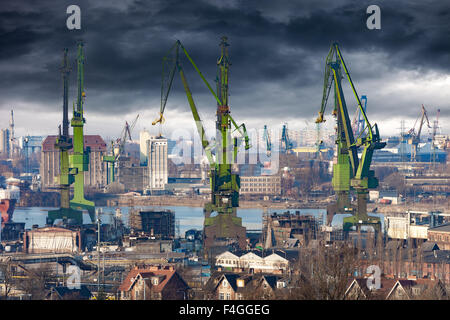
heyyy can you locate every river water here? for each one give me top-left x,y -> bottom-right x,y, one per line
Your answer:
12,206 -> 384,236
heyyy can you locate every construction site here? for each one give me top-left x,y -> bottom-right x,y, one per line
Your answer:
0,1 -> 449,302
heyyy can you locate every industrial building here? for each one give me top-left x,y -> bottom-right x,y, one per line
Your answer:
384,211 -> 446,242
23,227 -> 82,254
262,211 -> 321,248
40,135 -> 108,191
0,129 -> 10,157
372,140 -> 447,163
139,129 -> 152,166
129,209 -> 175,239
240,175 -> 281,196
427,224 -> 450,250
147,136 -> 168,192
117,166 -> 148,192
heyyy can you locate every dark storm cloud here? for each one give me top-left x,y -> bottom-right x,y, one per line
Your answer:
0,0 -> 449,136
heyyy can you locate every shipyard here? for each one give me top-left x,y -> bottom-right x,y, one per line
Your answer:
0,0 -> 450,307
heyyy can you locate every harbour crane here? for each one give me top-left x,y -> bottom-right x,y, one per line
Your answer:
152,37 -> 250,250
352,95 -> 367,138
315,42 -> 386,232
262,125 -> 272,157
48,43 -> 95,225
407,104 -> 431,162
431,108 -> 440,167
281,123 -> 293,153
103,114 -> 139,184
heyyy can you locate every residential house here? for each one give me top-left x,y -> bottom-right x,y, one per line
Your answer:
119,265 -> 189,300
344,277 -> 447,300
345,278 -> 397,300
215,250 -> 289,274
205,272 -> 286,300
386,279 -> 447,300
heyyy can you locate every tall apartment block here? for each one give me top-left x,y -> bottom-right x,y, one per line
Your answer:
147,136 -> 168,192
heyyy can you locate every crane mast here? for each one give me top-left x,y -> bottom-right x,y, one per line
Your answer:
68,41 -> 95,222
53,48 -> 74,214
48,45 -> 95,225
316,42 -> 385,232
153,37 -> 250,251
262,125 -> 272,156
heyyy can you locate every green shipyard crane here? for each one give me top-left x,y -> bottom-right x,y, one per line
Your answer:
316,42 -> 385,232
153,37 -> 250,250
47,48 -> 84,225
103,114 -> 139,184
68,41 -> 95,222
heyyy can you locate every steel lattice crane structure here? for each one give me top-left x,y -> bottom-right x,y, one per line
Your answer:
316,43 -> 385,232
281,123 -> 293,153
103,115 -> 139,184
407,104 -> 431,162
262,125 -> 272,157
48,48 -> 79,224
352,95 -> 367,138
68,41 -> 95,221
153,37 -> 250,251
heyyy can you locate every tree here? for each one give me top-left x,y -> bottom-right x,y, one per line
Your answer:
0,261 -> 15,300
19,264 -> 55,300
288,244 -> 361,300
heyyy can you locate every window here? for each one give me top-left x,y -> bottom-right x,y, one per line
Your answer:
223,280 -> 228,287
226,293 -> 231,300
219,292 -> 224,300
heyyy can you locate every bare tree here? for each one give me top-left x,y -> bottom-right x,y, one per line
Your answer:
19,264 -> 55,300
288,244 -> 361,300
0,261 -> 15,300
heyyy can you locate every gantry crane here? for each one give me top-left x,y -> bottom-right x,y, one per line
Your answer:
407,104 -> 431,162
431,108 -> 440,167
68,41 -> 95,221
153,37 -> 250,250
262,125 -> 272,157
48,43 -> 95,225
352,95 -> 367,138
103,114 -> 139,184
281,123 -> 293,153
315,42 -> 386,232
48,48 -> 80,224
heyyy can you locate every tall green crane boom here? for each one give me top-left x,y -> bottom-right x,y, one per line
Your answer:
153,37 -> 250,250
316,43 -> 385,231
69,41 -> 95,222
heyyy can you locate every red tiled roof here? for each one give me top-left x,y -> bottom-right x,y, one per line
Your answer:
118,266 -> 177,293
42,135 -> 107,152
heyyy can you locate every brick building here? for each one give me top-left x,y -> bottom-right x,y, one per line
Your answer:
40,135 -> 107,191
427,224 -> 450,250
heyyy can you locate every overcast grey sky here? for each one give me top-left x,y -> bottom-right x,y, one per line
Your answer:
0,0 -> 448,142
